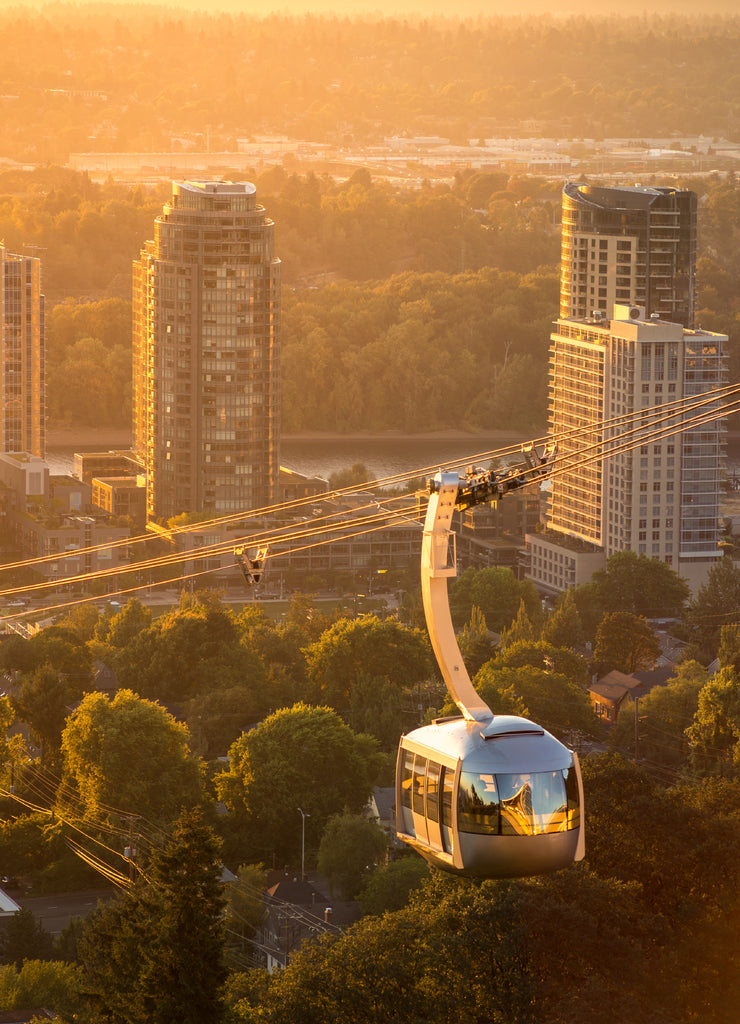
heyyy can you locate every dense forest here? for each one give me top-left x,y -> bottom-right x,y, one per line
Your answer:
1,9 -> 740,157
1,552 -> 740,1021
11,164 -> 738,434
1,7 -> 740,1020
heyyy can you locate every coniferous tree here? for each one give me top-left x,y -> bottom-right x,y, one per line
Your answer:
76,808 -> 226,1024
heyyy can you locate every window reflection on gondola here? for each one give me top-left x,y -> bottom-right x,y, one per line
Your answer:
412,757 -> 426,815
426,761 -> 441,823
458,771 -> 500,835
401,750 -> 414,810
458,768 -> 580,837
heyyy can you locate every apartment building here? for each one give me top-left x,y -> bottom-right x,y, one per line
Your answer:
0,245 -> 45,458
133,180 -> 281,524
560,182 -> 696,328
527,305 -> 727,594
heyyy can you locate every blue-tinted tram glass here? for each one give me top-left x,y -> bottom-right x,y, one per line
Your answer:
441,768 -> 454,830
457,769 -> 578,837
499,772 -> 570,836
401,750 -> 414,810
458,771 -> 499,835
427,762 -> 440,823
563,765 -> 581,828
412,756 -> 427,814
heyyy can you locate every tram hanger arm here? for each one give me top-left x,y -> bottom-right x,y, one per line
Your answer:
422,445 -> 556,725
235,544 -> 269,586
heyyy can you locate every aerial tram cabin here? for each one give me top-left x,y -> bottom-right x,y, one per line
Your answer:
395,457 -> 585,878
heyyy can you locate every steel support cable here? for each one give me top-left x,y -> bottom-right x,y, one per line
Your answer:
544,392 -> 740,485
0,388 -> 737,618
0,382 -> 734,581
0,488 -> 406,581
2,511 -> 426,623
0,381 -> 727,579
548,398 -> 740,485
0,500 -> 422,607
0,439 -> 526,574
14,761 -> 176,847
548,387 -> 740,477
2,394 -> 734,622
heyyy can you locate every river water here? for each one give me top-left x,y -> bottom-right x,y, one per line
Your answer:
45,432 -> 532,485
44,430 -> 740,488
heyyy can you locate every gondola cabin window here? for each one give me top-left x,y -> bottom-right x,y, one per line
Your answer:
458,769 -> 580,837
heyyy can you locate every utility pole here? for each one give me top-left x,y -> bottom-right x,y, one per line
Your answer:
298,807 -> 310,882
124,814 -> 140,881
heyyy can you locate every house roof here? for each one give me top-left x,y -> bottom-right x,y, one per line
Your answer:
632,666 -> 676,692
0,887 -> 20,917
589,669 -> 646,703
369,786 -> 395,821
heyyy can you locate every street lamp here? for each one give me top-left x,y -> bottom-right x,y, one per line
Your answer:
298,807 -> 310,882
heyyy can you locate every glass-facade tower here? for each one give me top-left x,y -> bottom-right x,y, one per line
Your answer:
133,181 -> 280,523
544,308 -> 727,592
560,183 -> 696,328
0,245 -> 45,458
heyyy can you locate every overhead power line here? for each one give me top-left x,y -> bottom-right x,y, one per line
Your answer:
0,383 -> 737,623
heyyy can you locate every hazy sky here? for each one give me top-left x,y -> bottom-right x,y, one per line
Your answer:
12,0 -> 740,15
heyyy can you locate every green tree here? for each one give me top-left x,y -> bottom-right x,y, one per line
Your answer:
593,612 -> 660,676
541,587 -> 582,649
61,690 -> 203,827
0,812 -> 64,880
328,462 -> 372,489
496,639 -> 590,687
77,809 -> 226,1024
113,593 -> 265,702
54,603 -> 102,643
0,908 -> 54,969
305,614 -> 431,709
717,622 -> 740,675
317,812 -> 387,900
582,753 -> 740,923
358,856 -> 430,916
590,550 -> 690,618
686,555 -> 740,662
185,684 -> 263,758
13,665 -> 70,763
474,662 -> 598,739
347,672 -> 410,751
25,626 -> 93,698
95,598 -> 152,648
224,864 -> 268,968
498,597 -> 536,648
456,605 -> 496,676
686,668 -> 740,778
215,703 -> 382,865
449,566 -> 541,632
0,960 -> 82,1018
610,660 -> 707,767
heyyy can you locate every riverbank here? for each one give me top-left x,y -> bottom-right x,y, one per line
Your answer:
45,427 -> 535,449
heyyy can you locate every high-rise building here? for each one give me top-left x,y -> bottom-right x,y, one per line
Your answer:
527,305 -> 728,595
133,181 -> 280,523
0,245 -> 45,458
560,183 -> 696,327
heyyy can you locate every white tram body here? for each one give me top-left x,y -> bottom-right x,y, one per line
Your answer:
394,459 -> 585,878
396,715 -> 584,877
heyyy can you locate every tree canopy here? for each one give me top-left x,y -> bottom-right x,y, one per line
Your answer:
304,614 -> 432,709
215,703 -> 383,864
61,689 -> 204,827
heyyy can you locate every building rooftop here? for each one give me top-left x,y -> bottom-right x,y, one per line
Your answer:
178,180 -> 256,196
